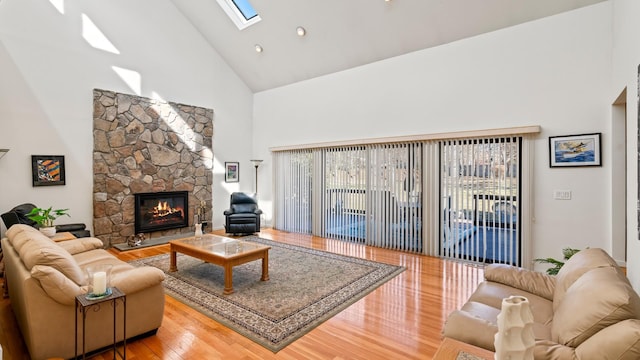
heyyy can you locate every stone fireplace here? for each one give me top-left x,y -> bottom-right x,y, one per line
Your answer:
134,191 -> 189,233
92,89 -> 214,246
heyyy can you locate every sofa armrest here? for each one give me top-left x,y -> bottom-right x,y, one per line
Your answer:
223,209 -> 233,215
57,237 -> 104,255
110,266 -> 165,295
442,310 -> 498,351
484,264 -> 556,300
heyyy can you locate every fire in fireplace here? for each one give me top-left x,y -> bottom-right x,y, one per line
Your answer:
134,191 -> 189,233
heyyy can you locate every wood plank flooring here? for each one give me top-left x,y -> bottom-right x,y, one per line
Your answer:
0,229 -> 484,359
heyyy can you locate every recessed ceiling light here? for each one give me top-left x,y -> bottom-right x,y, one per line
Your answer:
296,26 -> 306,37
255,44 -> 263,53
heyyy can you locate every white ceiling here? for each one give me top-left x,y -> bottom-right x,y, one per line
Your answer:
170,0 -> 607,93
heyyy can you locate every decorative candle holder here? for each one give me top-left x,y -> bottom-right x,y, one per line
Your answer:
85,264 -> 113,300
494,295 -> 534,360
194,223 -> 203,239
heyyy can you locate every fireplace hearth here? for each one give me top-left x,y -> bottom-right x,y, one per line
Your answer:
134,191 -> 189,234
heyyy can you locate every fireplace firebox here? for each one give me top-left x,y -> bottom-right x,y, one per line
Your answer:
134,191 -> 189,234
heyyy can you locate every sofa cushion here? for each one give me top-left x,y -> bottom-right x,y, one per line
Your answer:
18,236 -> 85,285
574,319 -> 640,360
30,265 -> 85,305
5,223 -> 33,239
552,266 -> 640,347
553,248 -> 621,311
7,224 -> 47,252
73,249 -> 120,267
484,264 -> 556,300
57,237 -> 104,255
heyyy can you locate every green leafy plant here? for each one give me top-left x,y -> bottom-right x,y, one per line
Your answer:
26,207 -> 69,228
533,247 -> 582,275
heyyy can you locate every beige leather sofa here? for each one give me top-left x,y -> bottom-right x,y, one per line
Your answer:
442,247 -> 640,359
1,224 -> 166,360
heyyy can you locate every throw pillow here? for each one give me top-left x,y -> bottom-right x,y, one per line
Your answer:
31,265 -> 86,305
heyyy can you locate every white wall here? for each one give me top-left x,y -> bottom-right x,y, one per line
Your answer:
612,0 -> 640,289
254,3 -> 614,265
0,0 -> 254,235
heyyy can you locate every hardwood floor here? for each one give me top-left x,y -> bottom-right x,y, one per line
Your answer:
0,228 -> 484,359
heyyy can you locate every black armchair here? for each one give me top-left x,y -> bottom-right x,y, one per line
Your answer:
1,203 -> 90,238
223,192 -> 262,235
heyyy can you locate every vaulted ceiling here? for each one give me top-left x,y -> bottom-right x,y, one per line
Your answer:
170,0 -> 607,93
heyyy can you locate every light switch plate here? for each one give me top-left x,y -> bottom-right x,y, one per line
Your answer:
553,190 -> 572,200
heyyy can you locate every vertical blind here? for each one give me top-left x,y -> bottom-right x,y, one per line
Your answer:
321,146 -> 367,242
273,150 -> 313,234
440,137 -> 521,266
275,142 -> 426,253
273,132 -> 531,266
367,142 -> 423,252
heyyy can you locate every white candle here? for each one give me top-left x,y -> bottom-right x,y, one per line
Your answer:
93,271 -> 107,295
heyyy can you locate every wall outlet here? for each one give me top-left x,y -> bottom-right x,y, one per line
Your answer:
553,190 -> 572,200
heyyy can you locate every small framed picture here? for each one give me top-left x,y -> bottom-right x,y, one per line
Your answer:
225,162 -> 239,183
549,133 -> 601,167
32,155 -> 66,186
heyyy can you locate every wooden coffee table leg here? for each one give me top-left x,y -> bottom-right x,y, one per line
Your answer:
169,249 -> 177,272
261,251 -> 270,281
223,264 -> 234,295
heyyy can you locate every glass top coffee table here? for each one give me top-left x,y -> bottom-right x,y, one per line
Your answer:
169,234 -> 271,295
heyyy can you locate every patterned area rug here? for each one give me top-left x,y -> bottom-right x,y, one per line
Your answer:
130,236 -> 405,352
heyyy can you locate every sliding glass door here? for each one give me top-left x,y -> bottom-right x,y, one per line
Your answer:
440,137 -> 521,265
367,143 -> 423,252
273,150 -> 313,234
322,146 -> 367,242
273,133 -> 528,266
274,143 -> 424,252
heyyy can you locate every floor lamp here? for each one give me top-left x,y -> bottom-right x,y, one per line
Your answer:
250,159 -> 263,194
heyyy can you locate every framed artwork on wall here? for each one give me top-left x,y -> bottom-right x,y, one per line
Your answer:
225,162 -> 239,183
32,155 -> 66,186
549,133 -> 601,168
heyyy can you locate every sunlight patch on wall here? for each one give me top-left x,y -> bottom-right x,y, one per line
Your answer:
112,66 -> 141,95
151,91 -> 214,170
47,0 -> 64,14
81,14 -> 120,54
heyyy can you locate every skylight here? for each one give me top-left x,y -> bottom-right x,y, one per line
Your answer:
216,0 -> 261,30
233,0 -> 257,20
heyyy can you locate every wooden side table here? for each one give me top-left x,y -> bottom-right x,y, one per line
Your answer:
433,337 -> 494,360
51,231 -> 76,242
75,287 -> 126,359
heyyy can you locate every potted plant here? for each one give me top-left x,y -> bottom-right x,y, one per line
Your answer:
533,247 -> 581,275
26,206 -> 69,237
